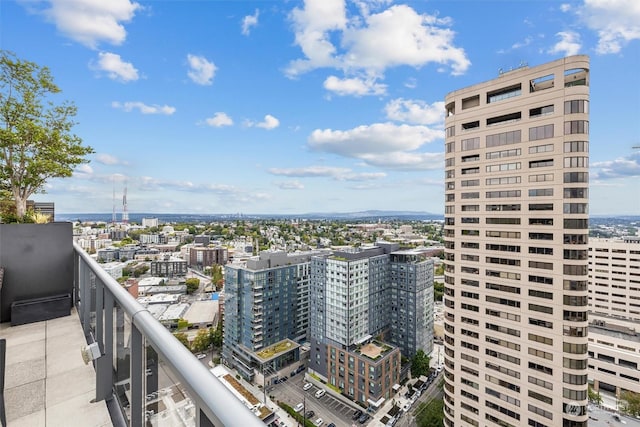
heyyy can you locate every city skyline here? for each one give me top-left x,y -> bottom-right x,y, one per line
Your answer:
2,0 -> 639,215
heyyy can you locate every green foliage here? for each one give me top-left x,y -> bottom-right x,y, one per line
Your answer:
174,332 -> 190,349
191,328 -> 211,353
410,349 -> 431,378
0,50 -> 94,218
414,398 -> 444,427
588,385 -> 602,405
185,277 -> 200,294
211,264 -> 224,290
277,402 -> 316,427
620,390 -> 640,417
209,323 -> 223,349
177,318 -> 190,330
435,264 -> 444,276
433,281 -> 444,301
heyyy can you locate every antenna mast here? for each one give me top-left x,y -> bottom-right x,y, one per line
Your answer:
122,183 -> 129,224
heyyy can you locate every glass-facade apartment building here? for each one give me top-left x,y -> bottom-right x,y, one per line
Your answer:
443,55 -> 590,427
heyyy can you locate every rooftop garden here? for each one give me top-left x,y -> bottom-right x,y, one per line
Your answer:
255,339 -> 296,361
356,340 -> 393,360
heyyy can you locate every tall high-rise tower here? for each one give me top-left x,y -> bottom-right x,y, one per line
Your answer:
443,56 -> 590,427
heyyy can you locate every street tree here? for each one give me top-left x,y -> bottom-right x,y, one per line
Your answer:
191,329 -> 211,353
185,277 -> 200,294
174,332 -> 190,350
620,390 -> 640,417
411,349 -> 431,378
0,51 -> 93,219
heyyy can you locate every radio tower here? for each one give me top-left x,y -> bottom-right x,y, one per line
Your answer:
112,179 -> 117,225
122,184 -> 129,224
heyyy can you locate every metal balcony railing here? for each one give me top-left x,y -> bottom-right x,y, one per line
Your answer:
73,242 -> 264,427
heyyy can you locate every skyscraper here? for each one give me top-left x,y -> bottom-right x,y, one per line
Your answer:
443,55 -> 590,427
222,250 -> 328,380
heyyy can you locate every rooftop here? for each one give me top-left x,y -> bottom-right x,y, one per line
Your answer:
1,309 -> 112,426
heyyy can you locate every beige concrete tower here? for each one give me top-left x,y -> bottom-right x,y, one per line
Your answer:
443,56 -> 590,427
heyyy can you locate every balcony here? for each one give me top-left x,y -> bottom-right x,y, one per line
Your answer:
1,240 -> 264,427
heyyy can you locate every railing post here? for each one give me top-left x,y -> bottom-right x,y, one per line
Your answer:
131,326 -> 143,427
79,259 -> 90,335
96,288 -> 113,402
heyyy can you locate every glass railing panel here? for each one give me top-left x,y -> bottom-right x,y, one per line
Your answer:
145,342 -> 196,426
113,298 -> 132,423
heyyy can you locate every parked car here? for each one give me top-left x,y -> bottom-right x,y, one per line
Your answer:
358,413 -> 369,424
294,403 -> 304,413
303,382 -> 313,391
290,370 -> 296,377
315,389 -> 326,398
196,354 -> 206,360
327,424 -> 336,427
352,409 -> 363,420
314,418 -> 324,426
305,410 -> 315,419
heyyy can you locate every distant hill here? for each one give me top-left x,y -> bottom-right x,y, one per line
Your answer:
56,211 -> 444,223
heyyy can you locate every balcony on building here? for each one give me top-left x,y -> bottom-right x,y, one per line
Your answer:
0,229 -> 264,427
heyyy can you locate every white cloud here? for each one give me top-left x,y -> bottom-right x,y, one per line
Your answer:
268,166 -> 386,181
384,99 -> 444,125
276,181 -> 304,190
74,164 -> 94,177
112,101 -> 176,115
242,9 -> 259,35
548,31 -> 582,56
286,0 -> 347,76
204,112 -> 233,127
404,78 -> 417,89
286,2 -> 469,79
308,122 -> 443,170
359,151 -> 444,170
32,0 -> 140,49
247,114 -> 280,130
592,153 -> 640,179
309,123 -> 441,156
187,54 -> 217,85
92,52 -> 139,82
580,0 -> 640,54
95,153 -> 128,165
323,75 -> 386,96
560,3 -> 572,12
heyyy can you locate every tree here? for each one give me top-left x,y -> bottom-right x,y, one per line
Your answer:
209,322 -> 223,349
185,277 -> 200,294
415,398 -> 444,427
433,281 -> 444,302
620,390 -> 640,417
211,264 -> 224,289
588,385 -> 603,405
411,349 -> 431,378
174,332 -> 190,350
0,51 -> 93,218
191,328 -> 211,353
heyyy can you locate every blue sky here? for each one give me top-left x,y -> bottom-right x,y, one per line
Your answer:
2,0 -> 639,215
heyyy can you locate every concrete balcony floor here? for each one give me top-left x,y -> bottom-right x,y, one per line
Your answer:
1,308 -> 112,427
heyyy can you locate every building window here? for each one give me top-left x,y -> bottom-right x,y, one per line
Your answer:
529,124 -> 554,141
564,120 -> 589,135
530,105 -> 554,117
461,137 -> 480,151
564,141 -> 588,153
487,84 -> 522,103
529,159 -> 553,168
564,157 -> 588,168
564,100 -> 588,114
486,130 -> 521,148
